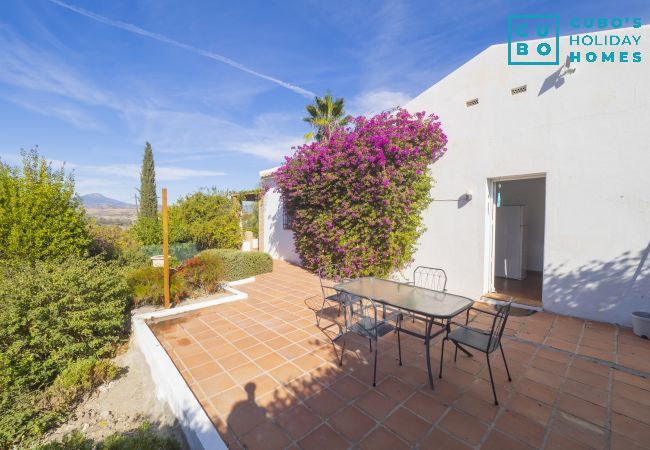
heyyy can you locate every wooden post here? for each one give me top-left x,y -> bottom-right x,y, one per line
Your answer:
162,188 -> 170,309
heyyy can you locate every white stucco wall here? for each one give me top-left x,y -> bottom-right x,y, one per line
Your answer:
405,26 -> 650,325
261,175 -> 301,264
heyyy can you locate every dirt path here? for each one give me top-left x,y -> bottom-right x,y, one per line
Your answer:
42,337 -> 187,447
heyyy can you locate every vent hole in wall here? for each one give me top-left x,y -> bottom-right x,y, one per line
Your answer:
511,85 -> 527,95
466,98 -> 479,107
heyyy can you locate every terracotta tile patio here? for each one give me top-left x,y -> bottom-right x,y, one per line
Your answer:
150,261 -> 650,450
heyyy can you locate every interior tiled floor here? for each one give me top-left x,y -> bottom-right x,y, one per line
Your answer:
150,261 -> 650,450
493,271 -> 543,305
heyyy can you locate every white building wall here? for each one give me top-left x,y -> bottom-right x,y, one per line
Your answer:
261,176 -> 301,264
405,26 -> 650,325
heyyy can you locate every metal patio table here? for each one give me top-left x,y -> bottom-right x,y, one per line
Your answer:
334,277 -> 474,389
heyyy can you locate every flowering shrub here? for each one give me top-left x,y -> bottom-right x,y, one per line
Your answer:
275,109 -> 447,277
179,252 -> 225,295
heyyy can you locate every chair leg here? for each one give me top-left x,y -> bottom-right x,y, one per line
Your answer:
397,322 -> 403,366
486,353 -> 499,405
454,344 -> 458,362
373,344 -> 378,387
500,343 -> 512,382
369,339 -> 372,352
439,337 -> 446,379
339,336 -> 346,367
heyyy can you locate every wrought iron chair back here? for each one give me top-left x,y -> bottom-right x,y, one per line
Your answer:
412,266 -> 447,292
339,296 -> 392,386
319,264 -> 346,298
487,301 -> 512,353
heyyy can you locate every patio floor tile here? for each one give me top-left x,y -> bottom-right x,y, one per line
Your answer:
383,406 -> 430,444
327,405 -> 375,442
148,260 -> 650,449
299,423 -> 348,450
358,426 -> 409,450
439,409 -> 488,446
275,404 -> 321,440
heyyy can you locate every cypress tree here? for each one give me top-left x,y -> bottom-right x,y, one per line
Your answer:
138,142 -> 158,219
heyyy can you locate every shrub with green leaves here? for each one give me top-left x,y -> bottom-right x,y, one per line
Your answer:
126,265 -> 187,305
0,257 -> 130,446
130,216 -> 162,246
0,148 -> 90,262
200,249 -> 273,281
88,221 -> 139,261
179,252 -> 225,295
170,190 -> 241,250
33,422 -> 181,450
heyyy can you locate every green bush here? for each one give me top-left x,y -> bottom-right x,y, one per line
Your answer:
170,190 -> 241,250
130,216 -> 161,246
33,422 -> 180,450
179,252 -> 225,295
200,249 -> 273,281
46,358 -> 119,411
0,148 -> 90,262
140,242 -> 199,263
0,257 -> 130,446
88,221 -> 139,261
126,265 -> 187,306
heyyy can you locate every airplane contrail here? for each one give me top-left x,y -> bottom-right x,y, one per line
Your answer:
46,0 -> 316,98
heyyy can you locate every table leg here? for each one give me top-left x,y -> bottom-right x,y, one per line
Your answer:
425,318 -> 434,390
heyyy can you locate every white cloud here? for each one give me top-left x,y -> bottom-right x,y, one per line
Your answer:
87,163 -> 226,181
8,96 -> 104,130
47,0 -> 315,98
0,27 -> 303,163
350,90 -> 412,116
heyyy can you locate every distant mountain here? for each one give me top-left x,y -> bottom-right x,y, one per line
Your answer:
81,193 -> 135,209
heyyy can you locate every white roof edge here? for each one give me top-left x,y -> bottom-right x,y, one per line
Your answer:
259,166 -> 281,178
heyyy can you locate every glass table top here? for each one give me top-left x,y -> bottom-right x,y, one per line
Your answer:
334,277 -> 474,319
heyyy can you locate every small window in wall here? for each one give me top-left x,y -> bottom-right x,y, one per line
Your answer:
282,200 -> 294,230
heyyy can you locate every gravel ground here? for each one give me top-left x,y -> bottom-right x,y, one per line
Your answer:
40,336 -> 188,448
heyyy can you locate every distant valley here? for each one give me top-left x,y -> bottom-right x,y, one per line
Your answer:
81,193 -> 137,226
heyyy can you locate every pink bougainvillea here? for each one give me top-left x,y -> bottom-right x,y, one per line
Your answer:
274,108 -> 447,277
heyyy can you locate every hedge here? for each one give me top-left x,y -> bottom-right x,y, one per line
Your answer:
0,256 -> 130,446
200,249 -> 273,281
140,242 -> 198,262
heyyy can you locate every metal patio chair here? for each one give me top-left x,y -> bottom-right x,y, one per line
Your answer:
439,301 -> 513,405
316,264 -> 360,327
399,266 -> 448,327
410,266 -> 448,292
338,296 -> 394,386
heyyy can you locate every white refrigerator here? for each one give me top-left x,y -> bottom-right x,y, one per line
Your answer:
495,205 -> 528,280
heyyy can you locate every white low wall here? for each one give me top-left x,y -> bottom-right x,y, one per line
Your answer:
133,283 -> 251,450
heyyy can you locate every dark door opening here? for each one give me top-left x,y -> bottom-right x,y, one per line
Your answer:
487,177 -> 546,307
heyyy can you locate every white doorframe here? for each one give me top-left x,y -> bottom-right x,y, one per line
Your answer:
484,173 -> 546,295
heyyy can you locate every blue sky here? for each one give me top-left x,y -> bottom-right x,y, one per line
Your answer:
1,0 -> 648,203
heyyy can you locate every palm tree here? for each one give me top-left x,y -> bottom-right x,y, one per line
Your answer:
303,93 -> 351,141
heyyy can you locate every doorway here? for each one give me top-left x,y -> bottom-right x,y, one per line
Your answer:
486,176 -> 546,307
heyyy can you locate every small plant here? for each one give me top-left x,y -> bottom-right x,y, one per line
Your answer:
46,358 -> 119,410
32,422 -> 180,450
126,265 -> 187,306
179,252 -> 224,295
